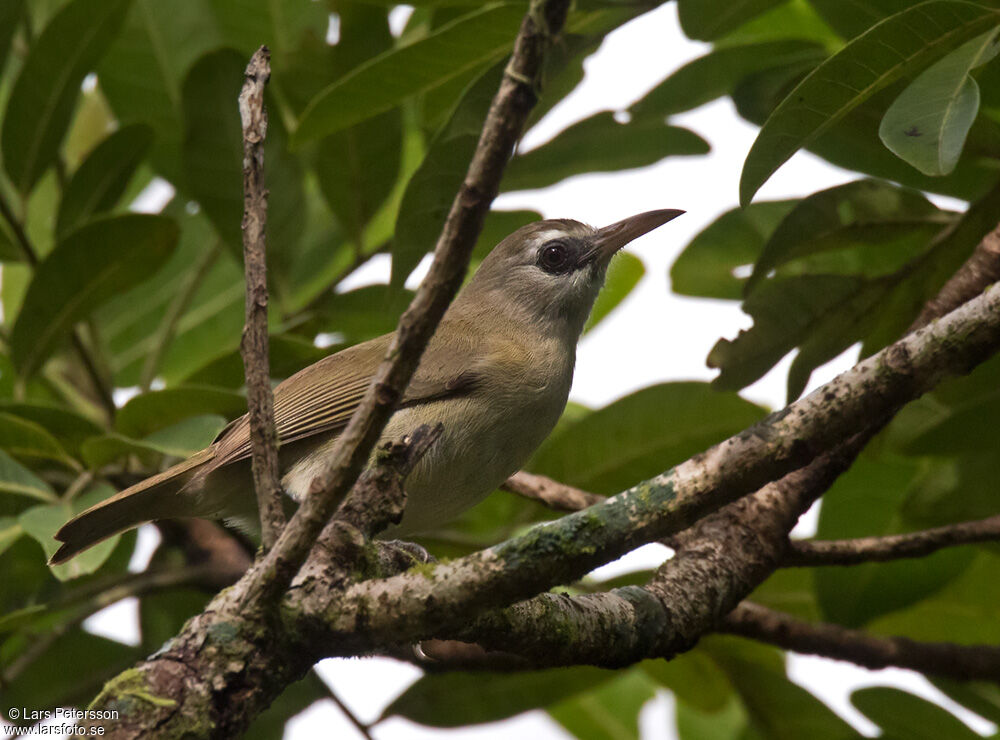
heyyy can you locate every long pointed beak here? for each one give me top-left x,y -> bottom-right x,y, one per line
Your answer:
591,208 -> 684,264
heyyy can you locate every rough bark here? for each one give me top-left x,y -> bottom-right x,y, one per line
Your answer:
722,603 -> 1000,680
238,46 -> 285,551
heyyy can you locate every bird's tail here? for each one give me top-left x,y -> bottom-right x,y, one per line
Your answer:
50,448 -> 217,564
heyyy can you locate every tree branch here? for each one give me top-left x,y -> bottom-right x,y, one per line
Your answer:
501,470 -> 605,511
785,514 -> 1000,566
721,602 -> 1000,681
242,0 -> 572,604
910,220 -> 1000,331
239,45 -> 285,552
312,283 -> 1000,646
433,434 -> 866,668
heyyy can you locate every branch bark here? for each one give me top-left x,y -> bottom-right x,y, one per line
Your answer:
239,46 -> 285,551
721,602 -> 1000,681
785,514 -> 1000,566
501,470 -> 605,511
910,220 -> 1000,330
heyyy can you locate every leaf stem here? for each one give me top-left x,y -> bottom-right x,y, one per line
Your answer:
139,239 -> 222,391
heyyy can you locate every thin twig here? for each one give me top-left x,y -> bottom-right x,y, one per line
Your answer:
322,683 -> 376,740
785,514 -> 1000,566
239,45 -> 285,552
721,602 -> 1000,681
140,239 -> 222,391
502,470 -> 605,511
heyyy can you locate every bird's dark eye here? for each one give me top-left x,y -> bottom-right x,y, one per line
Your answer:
538,242 -> 572,274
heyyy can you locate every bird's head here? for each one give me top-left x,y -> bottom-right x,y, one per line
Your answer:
461,209 -> 684,337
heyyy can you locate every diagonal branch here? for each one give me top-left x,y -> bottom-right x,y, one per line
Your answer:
239,46 -> 285,551
785,514 -> 1000,566
313,280 -> 1000,646
721,602 -> 1000,681
501,470 -> 605,511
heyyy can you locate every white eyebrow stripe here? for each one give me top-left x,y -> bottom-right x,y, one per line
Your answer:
531,229 -> 566,247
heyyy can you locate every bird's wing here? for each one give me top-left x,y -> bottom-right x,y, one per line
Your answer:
211,332 -> 479,468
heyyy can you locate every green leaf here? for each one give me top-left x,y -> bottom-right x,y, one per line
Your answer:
82,414 -> 227,468
0,516 -> 23,558
583,252 -> 644,334
677,695 -> 749,740
181,49 -> 304,259
530,383 -> 767,494
880,28 -> 1000,176
740,1 -> 1000,205
18,484 -> 121,579
0,449 -> 56,503
707,274 -> 866,392
643,653 -> 733,713
630,40 -> 827,119
718,0 -> 841,44
868,551 -> 1000,643
204,0 -> 327,57
903,395 -> 1000,455
746,179 -> 946,293
0,412 -> 73,467
306,284 -> 415,344
815,456 -> 972,627
0,402 -> 104,457
93,203 -> 244,387
294,4 -> 525,144
392,62 -> 504,287
706,636 -> 860,740
548,668 -> 657,740
671,200 -> 798,300
736,70 -> 1000,201
677,0 -> 789,41
116,385 -> 245,438
807,0 -> 935,40
10,213 -> 179,377
931,679 -> 1000,726
0,0 -> 25,78
502,113 -> 709,192
56,123 -> 153,235
747,567 -> 822,621
97,0 -> 221,182
310,8 -> 402,247
0,628 -> 139,713
852,687 -> 982,740
185,334 -> 329,389
380,667 -> 617,727
1,0 -> 133,193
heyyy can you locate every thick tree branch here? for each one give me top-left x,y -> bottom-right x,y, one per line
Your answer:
721,602 -> 1000,681
434,435 -> 864,667
239,46 -> 285,551
311,282 -> 1000,646
785,514 -> 1000,566
243,0 -> 572,604
502,470 -> 605,511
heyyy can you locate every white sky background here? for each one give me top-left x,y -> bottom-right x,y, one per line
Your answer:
76,4 -> 994,740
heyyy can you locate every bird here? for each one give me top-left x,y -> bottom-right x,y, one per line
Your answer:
51,209 -> 683,564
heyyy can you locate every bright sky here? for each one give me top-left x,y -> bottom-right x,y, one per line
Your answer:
78,4 -> 993,739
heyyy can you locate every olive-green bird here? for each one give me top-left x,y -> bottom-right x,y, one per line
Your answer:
51,209 -> 683,564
